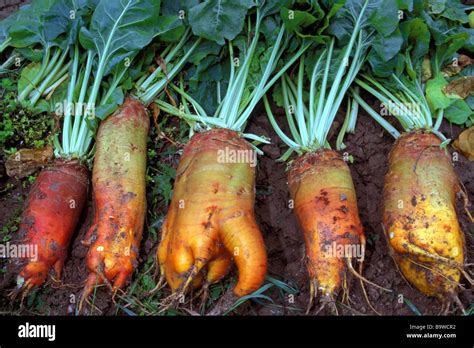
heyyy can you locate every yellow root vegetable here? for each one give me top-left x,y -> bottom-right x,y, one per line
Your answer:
157,128 -> 267,297
383,131 -> 468,300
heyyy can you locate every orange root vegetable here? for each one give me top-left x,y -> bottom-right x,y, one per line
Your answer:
383,131 -> 466,299
17,159 -> 88,290
81,97 -> 149,299
288,150 -> 365,298
157,128 -> 267,297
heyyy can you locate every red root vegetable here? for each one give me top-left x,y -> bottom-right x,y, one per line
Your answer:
81,97 -> 149,303
16,159 -> 88,291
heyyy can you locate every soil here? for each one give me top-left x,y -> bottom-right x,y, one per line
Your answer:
0,1 -> 473,317
0,0 -> 29,20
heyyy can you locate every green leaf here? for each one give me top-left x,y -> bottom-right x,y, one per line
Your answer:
400,18 -> 430,61
372,28 -> 403,61
327,0 -> 399,42
18,62 -> 40,96
454,27 -> 474,52
444,99 -> 473,125
45,0 -> 97,46
95,87 -> 124,120
397,0 -> 413,11
425,73 -> 454,111
188,0 -> 255,45
271,78 -> 285,107
261,16 -> 279,43
8,0 -> 68,48
189,55 -> 223,83
427,0 -> 446,15
79,0 -> 161,75
161,0 -> 200,16
433,33 -> 469,74
280,7 -> 320,33
48,77 -> 69,113
189,80 -> 224,115
186,40 -> 222,65
16,47 -> 44,62
30,99 -> 52,114
368,0 -> 400,36
156,16 -> 186,42
153,163 -> 176,205
318,0 -> 345,35
440,0 -> 469,24
466,95 -> 474,109
0,6 -> 23,45
368,51 -> 404,77
243,44 -> 273,104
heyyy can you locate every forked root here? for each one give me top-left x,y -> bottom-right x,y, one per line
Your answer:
438,301 -> 450,316
459,268 -> 474,285
313,301 -> 328,316
78,270 -> 110,314
78,275 -> 96,314
355,259 -> 382,316
9,278 -> 33,307
158,261 -> 206,312
321,295 -> 338,315
158,290 -> 187,314
112,287 -> 127,304
195,282 -> 210,313
79,264 -> 133,314
306,279 -> 317,315
305,257 -> 387,315
463,264 -> 474,282
147,274 -> 166,296
347,258 -> 392,293
76,295 -> 102,315
341,273 -> 350,305
459,181 -> 473,223
180,264 -> 200,294
452,294 -> 467,315
306,279 -> 338,315
156,270 -> 196,313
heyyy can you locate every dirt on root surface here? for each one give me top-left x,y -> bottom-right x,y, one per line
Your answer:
1,97 -> 473,316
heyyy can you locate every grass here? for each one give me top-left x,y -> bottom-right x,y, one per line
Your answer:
465,303 -> 474,316
403,298 -> 423,316
0,207 -> 21,278
0,76 -> 54,154
0,207 -> 21,243
222,276 -> 302,315
0,73 -> 54,199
